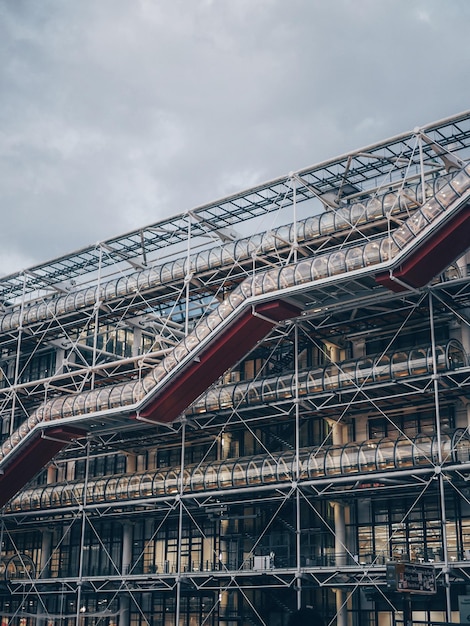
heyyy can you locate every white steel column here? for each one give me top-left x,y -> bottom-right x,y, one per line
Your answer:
175,419 -> 186,625
294,321 -> 302,611
330,421 -> 348,626
120,523 -> 132,626
9,273 -> 26,435
76,439 -> 90,625
429,291 -> 452,622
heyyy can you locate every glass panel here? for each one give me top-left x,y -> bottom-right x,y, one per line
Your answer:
323,364 -> 339,390
105,477 -> 119,501
341,444 -> 359,473
165,470 -> 180,494
93,479 -> 107,502
421,198 -> 443,221
435,184 -> 458,207
454,432 -> 470,463
449,168 -> 470,195
294,260 -> 313,284
233,463 -> 246,486
319,211 -> 335,234
409,349 -> 428,376
218,387 -> 233,409
311,256 -> 328,279
109,386 -> 124,408
128,475 -> 141,498
61,396 -> 75,418
395,437 -> 413,468
359,441 -> 378,471
366,197 -> 383,219
84,389 -> 101,413
407,209 -> 430,235
328,251 -> 346,276
203,390 -> 220,413
277,455 -> 292,481
338,363 -> 355,388
391,351 -> 409,378
413,434 -> 432,466
297,371 -> 309,397
247,381 -> 262,403
115,476 -> 129,500
204,465 -> 218,490
141,474 -> 153,497
218,463 -> 232,488
393,223 -> 414,249
376,439 -> 395,470
363,242 -> 381,266
261,379 -> 278,403
440,434 -> 453,464
415,182 -> 433,204
325,447 -> 342,475
278,266 -> 296,289
307,369 -> 323,393
382,191 -> 399,214
206,309 -> 224,330
333,208 -> 350,231
51,487 -> 63,508
303,216 -> 321,240
276,377 -> 293,399
356,358 -> 373,385
191,467 -> 205,491
307,450 -> 325,477
350,203 -> 367,226
345,247 -> 364,271
373,355 -> 390,381
247,459 -> 262,484
447,340 -> 467,369
262,458 -> 276,483
433,345 -> 446,372
379,237 -> 399,261
263,272 -> 279,293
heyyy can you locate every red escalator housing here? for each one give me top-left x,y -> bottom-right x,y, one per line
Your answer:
137,299 -> 301,424
0,426 -> 86,508
376,204 -> 470,292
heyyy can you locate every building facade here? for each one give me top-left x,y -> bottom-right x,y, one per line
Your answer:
0,112 -> 470,625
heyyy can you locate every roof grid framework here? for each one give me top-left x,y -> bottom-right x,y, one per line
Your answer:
0,111 -> 469,304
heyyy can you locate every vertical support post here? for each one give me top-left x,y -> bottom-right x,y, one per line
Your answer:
403,595 -> 412,626
294,320 -> 302,610
76,439 -> 90,624
291,174 -> 298,265
40,529 -> 52,579
120,523 -> 132,626
429,291 -> 452,622
330,421 -> 347,626
185,213 -> 192,337
175,419 -> 186,625
90,246 -> 103,390
10,273 -> 27,435
416,130 -> 426,206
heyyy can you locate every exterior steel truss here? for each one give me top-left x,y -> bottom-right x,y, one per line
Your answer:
0,111 -> 470,626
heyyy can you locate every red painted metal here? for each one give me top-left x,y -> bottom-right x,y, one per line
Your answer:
376,204 -> 470,292
0,426 -> 86,508
137,299 -> 301,424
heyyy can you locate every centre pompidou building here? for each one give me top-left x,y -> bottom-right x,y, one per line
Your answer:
0,111 -> 470,626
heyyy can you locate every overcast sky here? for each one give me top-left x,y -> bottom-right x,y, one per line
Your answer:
1,0 -> 469,276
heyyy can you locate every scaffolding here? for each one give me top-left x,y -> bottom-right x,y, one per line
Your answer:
0,111 -> 470,625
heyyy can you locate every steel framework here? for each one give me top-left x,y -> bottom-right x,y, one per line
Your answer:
0,111 -> 470,625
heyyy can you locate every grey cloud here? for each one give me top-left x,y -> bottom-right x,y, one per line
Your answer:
0,0 -> 469,272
